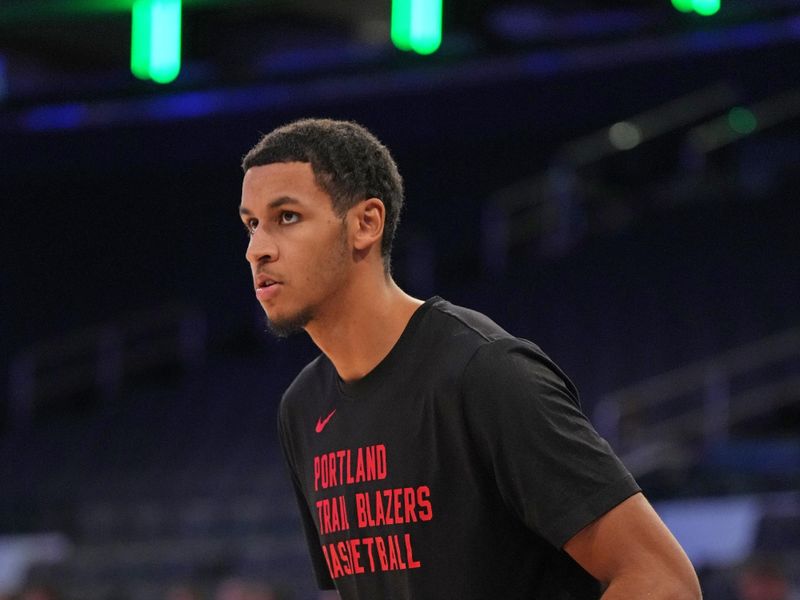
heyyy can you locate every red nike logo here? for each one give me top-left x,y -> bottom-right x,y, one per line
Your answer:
315,409 -> 337,433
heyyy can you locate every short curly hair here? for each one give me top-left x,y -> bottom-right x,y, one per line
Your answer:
241,118 -> 404,273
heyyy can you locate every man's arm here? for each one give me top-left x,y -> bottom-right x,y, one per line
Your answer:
564,492 -> 701,600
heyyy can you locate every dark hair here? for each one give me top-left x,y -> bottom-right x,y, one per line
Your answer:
242,118 -> 404,272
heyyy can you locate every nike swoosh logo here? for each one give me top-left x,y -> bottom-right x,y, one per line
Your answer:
315,409 -> 337,433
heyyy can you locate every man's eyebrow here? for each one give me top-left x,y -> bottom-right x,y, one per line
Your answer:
238,196 -> 301,216
267,196 -> 301,209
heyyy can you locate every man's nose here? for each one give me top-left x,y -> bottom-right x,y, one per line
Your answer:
246,228 -> 278,265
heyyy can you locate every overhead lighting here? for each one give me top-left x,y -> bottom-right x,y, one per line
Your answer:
692,0 -> 721,16
608,122 -> 643,150
671,0 -> 721,16
392,0 -> 443,55
727,107 -> 757,135
131,0 -> 182,84
671,0 -> 694,13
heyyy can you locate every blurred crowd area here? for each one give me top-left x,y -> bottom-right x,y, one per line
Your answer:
0,187 -> 796,596
2,143 -> 798,598
700,556 -> 800,600
5,556 -> 800,600
2,578 -> 287,600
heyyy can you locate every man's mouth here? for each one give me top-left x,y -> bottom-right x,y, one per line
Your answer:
255,274 -> 281,289
255,275 -> 282,300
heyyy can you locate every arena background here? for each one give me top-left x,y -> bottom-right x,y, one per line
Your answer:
1,0 -> 799,598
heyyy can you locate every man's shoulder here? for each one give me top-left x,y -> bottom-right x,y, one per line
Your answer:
425,297 -> 512,343
427,298 -> 579,401
424,297 -> 547,359
410,297 -> 555,390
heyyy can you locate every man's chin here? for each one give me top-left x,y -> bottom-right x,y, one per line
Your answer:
264,308 -> 313,339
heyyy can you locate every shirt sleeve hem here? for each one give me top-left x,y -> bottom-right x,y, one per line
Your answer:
547,474 -> 642,549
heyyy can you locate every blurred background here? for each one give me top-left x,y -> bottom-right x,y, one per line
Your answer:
1,0 -> 799,598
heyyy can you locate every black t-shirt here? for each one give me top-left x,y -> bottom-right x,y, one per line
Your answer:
278,297 -> 640,599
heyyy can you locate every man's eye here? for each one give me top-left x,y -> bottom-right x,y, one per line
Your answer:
280,212 -> 299,225
244,218 -> 258,234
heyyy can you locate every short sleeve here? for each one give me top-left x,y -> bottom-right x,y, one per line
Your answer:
461,339 -> 640,549
277,402 -> 336,590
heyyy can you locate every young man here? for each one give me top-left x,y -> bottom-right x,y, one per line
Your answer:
239,119 -> 701,599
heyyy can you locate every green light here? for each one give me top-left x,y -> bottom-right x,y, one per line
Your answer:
727,107 -> 757,135
131,0 -> 182,84
671,0 -> 694,13
391,0 -> 413,51
409,0 -> 442,54
671,0 -> 721,15
131,0 -> 152,80
692,0 -> 721,16
392,0 -> 442,55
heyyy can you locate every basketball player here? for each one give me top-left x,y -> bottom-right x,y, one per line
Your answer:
239,119 -> 701,599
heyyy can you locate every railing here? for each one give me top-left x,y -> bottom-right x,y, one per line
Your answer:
8,304 -> 207,430
481,83 -> 739,272
593,327 -> 800,477
480,84 -> 800,273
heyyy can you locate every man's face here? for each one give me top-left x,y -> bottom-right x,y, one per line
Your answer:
240,161 -> 351,336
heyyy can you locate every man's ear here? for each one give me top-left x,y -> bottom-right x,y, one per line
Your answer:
351,198 -> 385,252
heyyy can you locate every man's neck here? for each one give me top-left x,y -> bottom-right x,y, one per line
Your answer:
305,276 -> 424,383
